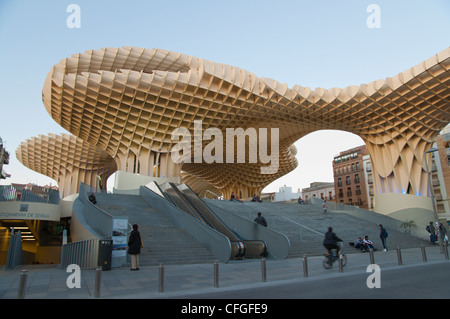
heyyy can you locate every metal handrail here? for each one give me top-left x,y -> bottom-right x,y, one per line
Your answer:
204,189 -> 222,199
60,238 -> 99,269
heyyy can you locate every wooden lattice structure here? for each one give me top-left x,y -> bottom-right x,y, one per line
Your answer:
19,46 -> 450,199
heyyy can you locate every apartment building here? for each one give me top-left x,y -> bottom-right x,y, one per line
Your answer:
430,126 -> 450,221
333,145 -> 372,209
302,182 -> 335,202
0,137 -> 9,179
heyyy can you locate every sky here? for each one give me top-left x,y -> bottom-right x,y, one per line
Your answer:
0,0 -> 449,194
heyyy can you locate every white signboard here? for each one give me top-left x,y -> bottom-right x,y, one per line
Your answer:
112,218 -> 128,266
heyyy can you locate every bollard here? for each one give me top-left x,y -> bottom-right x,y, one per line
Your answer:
94,267 -> 102,298
421,245 -> 427,262
369,248 -> 375,265
159,264 -> 164,293
397,246 -> 403,265
214,260 -> 219,288
444,243 -> 449,260
338,255 -> 344,273
261,257 -> 267,282
17,270 -> 28,299
302,255 -> 308,278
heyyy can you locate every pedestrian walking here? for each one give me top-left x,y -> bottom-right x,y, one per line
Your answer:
379,224 -> 388,252
128,224 -> 142,270
439,223 -> 447,245
426,222 -> 437,244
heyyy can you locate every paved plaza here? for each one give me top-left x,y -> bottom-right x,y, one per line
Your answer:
1,245 -> 448,300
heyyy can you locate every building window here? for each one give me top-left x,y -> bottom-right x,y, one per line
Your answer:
338,178 -> 342,187
354,174 -> 360,184
347,188 -> 352,196
356,185 -> 361,195
346,176 -> 351,185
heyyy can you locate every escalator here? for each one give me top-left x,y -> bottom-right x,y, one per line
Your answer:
154,182 -> 266,259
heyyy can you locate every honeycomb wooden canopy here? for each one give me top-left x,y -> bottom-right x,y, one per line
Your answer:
16,133 -> 116,197
37,46 -> 450,198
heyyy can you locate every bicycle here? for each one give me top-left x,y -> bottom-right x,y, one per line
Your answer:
322,242 -> 347,269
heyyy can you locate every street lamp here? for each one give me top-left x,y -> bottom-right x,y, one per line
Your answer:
424,147 -> 443,250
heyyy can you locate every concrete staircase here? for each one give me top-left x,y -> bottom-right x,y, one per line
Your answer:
95,193 -> 217,266
204,199 -> 433,257
91,192 -> 433,265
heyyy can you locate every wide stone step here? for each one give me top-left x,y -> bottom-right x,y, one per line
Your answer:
94,193 -> 217,265
90,194 -> 436,264
205,200 -> 435,258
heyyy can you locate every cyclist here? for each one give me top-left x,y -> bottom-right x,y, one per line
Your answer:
323,227 -> 343,257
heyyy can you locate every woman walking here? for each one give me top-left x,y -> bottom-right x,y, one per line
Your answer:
128,224 -> 142,270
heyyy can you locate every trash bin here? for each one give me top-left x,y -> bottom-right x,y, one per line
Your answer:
97,239 -> 113,271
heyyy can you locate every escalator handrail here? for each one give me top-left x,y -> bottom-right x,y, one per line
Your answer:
176,184 -> 243,242
166,183 -> 214,228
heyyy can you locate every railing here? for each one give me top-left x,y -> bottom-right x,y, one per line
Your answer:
311,196 -> 360,212
234,211 -> 324,241
177,184 -> 257,258
78,183 -> 114,238
5,230 -> 23,270
59,183 -> 115,269
140,184 -> 232,263
177,184 -> 238,240
60,238 -> 99,269
310,196 -> 413,235
204,189 -> 222,199
0,185 -> 59,204
204,200 -> 291,259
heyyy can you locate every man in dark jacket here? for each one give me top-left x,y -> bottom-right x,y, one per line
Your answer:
254,212 -> 267,227
128,224 -> 142,270
323,227 -> 343,256
379,224 -> 388,251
